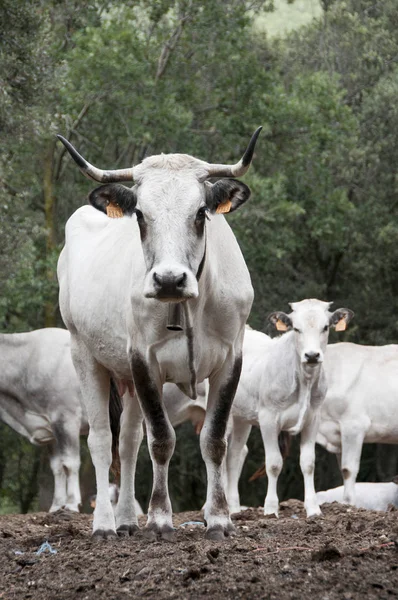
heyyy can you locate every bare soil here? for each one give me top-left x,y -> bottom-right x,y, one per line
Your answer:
1,501 -> 397,599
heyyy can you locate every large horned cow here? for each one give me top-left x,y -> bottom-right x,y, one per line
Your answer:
57,128 -> 261,539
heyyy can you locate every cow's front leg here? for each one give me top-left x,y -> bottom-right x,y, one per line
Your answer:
300,412 -> 322,518
201,355 -> 242,540
115,390 -> 144,535
131,352 -> 175,541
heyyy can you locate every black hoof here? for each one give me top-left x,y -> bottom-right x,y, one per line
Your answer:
160,525 -> 175,542
117,524 -> 140,537
205,524 -> 235,541
144,523 -> 175,542
92,528 -> 118,540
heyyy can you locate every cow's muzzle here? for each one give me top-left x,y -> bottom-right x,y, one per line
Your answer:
145,268 -> 199,301
303,351 -> 322,365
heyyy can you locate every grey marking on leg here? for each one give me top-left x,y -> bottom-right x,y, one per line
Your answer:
131,352 -> 173,465
208,355 -> 243,466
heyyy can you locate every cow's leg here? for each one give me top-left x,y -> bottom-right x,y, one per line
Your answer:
71,337 -> 115,537
201,355 -> 243,540
259,409 -> 282,517
53,417 -> 81,512
115,392 -> 144,536
340,423 -> 364,505
48,443 -> 67,512
300,412 -> 322,517
226,418 -> 251,514
131,353 -> 175,540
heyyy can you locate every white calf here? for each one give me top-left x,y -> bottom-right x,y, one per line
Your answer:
227,300 -> 353,517
317,342 -> 398,505
317,481 -> 398,511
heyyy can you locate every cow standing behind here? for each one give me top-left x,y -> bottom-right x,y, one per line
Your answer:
57,129 -> 261,539
317,342 -> 398,506
226,300 -> 353,517
0,328 -> 87,512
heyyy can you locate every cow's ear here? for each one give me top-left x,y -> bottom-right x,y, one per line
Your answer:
89,184 -> 137,218
206,179 -> 251,214
329,308 -> 354,331
269,311 -> 292,332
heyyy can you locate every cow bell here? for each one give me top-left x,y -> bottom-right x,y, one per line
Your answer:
167,303 -> 184,331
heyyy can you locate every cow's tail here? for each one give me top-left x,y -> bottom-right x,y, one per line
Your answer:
109,378 -> 123,480
249,431 -> 291,482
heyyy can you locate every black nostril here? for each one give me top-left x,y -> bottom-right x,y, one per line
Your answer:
153,272 -> 162,286
176,272 -> 187,288
305,352 -> 320,362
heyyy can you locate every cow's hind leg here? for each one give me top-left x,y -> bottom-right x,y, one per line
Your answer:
226,418 -> 251,514
115,391 -> 144,536
52,416 -> 81,512
201,355 -> 243,540
71,336 -> 116,538
131,352 -> 175,541
340,422 -> 365,505
48,442 -> 67,512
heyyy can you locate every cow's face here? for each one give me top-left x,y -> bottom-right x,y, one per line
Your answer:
57,128 -> 261,302
89,165 -> 250,302
269,299 -> 354,366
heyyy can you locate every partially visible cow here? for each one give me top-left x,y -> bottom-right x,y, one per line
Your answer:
317,481 -> 398,511
317,342 -> 398,506
57,128 -> 261,539
226,300 -> 353,517
0,328 -> 87,512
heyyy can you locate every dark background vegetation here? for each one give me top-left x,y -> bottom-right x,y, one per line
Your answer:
1,0 -> 398,514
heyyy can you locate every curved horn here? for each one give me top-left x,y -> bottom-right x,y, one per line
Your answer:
57,135 -> 134,183
206,126 -> 262,178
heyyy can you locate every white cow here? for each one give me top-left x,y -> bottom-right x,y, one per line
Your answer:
226,300 -> 353,517
57,128 -> 261,539
317,342 -> 398,506
317,481 -> 398,511
0,328 -> 87,512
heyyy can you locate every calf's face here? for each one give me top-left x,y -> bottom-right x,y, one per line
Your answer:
269,299 -> 354,366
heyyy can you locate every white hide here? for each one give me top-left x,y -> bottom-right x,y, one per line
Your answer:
317,342 -> 398,506
0,328 -> 87,512
227,300 -> 352,518
317,482 -> 398,512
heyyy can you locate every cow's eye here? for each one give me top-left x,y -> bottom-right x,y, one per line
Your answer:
323,325 -> 329,332
293,327 -> 301,333
135,209 -> 144,222
196,206 -> 210,221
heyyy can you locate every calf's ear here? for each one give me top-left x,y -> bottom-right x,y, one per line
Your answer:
206,179 -> 251,214
89,184 -> 137,217
268,311 -> 292,332
330,308 -> 354,331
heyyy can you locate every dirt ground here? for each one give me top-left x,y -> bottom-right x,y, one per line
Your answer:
1,501 -> 397,600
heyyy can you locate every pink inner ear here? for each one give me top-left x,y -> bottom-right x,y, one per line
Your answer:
335,318 -> 347,332
276,319 -> 288,332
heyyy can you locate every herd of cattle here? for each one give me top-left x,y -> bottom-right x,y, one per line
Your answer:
1,129 -> 398,540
